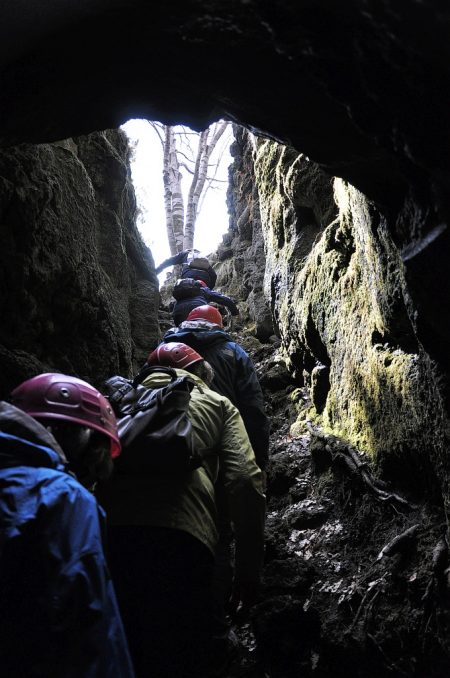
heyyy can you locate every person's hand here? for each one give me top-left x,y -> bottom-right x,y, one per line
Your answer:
228,578 -> 261,617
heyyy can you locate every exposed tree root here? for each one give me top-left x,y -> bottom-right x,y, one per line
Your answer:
377,524 -> 420,560
421,534 -> 449,641
367,633 -> 411,677
307,423 -> 413,510
349,579 -> 384,632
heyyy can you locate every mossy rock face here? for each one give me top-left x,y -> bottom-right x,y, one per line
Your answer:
214,126 -> 273,340
255,140 -> 448,502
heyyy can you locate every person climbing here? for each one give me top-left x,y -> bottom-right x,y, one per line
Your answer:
0,373 -> 135,678
155,248 -> 218,289
98,342 -> 266,678
171,279 -> 239,326
155,248 -> 239,325
163,304 -> 270,472
162,306 -> 270,658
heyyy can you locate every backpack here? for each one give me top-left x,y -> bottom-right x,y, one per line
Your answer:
103,366 -> 202,474
172,277 -> 205,301
180,250 -> 217,288
185,250 -> 211,271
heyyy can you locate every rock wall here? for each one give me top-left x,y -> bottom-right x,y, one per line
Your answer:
253,136 -> 449,503
2,1 -> 450,239
0,130 -> 159,396
214,126 -> 273,340
2,3 -> 450,400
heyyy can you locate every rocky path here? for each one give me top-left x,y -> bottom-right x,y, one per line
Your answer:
225,339 -> 450,678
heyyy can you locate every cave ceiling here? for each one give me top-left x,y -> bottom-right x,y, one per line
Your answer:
1,0 -> 450,233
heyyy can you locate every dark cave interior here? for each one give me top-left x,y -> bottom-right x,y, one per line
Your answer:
2,3 -> 450,676
3,2 -> 450,384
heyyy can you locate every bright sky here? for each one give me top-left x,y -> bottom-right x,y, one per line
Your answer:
121,119 -> 233,270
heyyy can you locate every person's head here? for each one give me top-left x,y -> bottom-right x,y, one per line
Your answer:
11,373 -> 121,488
146,342 -> 214,386
179,271 -> 209,287
186,304 -> 223,327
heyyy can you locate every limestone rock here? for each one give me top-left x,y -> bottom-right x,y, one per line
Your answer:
0,130 -> 159,395
215,126 -> 274,341
254,142 -> 447,502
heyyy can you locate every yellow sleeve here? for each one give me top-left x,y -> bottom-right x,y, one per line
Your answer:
218,400 -> 266,583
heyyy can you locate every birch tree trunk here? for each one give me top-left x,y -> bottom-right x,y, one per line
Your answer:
183,121 -> 228,250
157,121 -> 231,255
162,126 -> 177,255
167,126 -> 185,253
183,130 -> 208,251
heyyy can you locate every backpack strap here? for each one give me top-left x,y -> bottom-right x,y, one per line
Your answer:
132,365 -> 178,388
105,376 -> 135,407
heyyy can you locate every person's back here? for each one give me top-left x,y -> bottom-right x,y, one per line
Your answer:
101,366 -> 264,551
171,281 -> 239,326
0,374 -> 134,678
154,249 -> 237,325
99,344 -> 265,678
155,249 -> 218,289
163,307 -> 270,471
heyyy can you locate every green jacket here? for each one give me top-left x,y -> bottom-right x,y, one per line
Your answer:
100,369 -> 266,584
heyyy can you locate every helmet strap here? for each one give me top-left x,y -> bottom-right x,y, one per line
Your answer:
45,423 -> 112,488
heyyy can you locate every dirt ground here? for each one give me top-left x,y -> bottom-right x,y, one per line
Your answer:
225,338 -> 450,678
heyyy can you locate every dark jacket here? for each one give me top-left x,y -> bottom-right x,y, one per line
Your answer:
172,288 -> 239,326
155,250 -> 218,288
0,402 -> 135,678
155,250 -> 190,274
163,321 -> 270,469
100,369 -> 266,581
181,263 -> 217,288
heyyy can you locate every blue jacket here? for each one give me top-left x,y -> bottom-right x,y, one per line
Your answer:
0,402 -> 135,678
163,321 -> 270,469
172,288 -> 239,326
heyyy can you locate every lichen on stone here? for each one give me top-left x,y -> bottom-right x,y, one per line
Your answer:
255,141 -> 447,500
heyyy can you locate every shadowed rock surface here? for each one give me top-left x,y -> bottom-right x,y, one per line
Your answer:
1,1 -> 449,217
0,130 -> 158,395
254,141 -> 447,502
2,1 -> 450,397
225,340 -> 450,678
1,2 -> 450,675
214,125 -> 274,341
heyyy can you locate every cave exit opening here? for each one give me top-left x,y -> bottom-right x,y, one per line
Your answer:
121,119 -> 234,279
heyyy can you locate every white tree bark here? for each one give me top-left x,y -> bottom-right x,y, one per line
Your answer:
162,126 -> 185,254
157,122 -> 230,255
162,126 -> 177,255
183,121 -> 228,250
183,129 -> 208,251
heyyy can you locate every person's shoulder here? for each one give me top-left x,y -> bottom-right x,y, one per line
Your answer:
206,385 -> 239,415
215,339 -> 237,360
228,340 -> 250,359
191,380 -> 230,406
39,467 -> 96,508
162,327 -> 178,341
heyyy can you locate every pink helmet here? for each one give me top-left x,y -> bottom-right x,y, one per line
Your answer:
11,373 -> 121,458
187,304 -> 223,326
147,342 -> 203,369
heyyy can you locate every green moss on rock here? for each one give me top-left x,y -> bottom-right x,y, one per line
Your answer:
255,142 -> 447,501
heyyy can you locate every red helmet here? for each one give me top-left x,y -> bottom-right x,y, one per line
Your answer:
187,305 -> 223,326
11,373 -> 121,458
147,342 -> 203,369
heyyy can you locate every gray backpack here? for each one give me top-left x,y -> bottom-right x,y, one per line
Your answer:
104,366 -> 202,474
